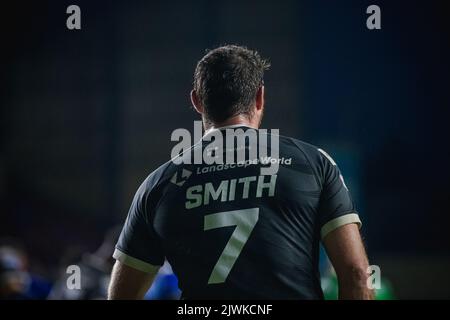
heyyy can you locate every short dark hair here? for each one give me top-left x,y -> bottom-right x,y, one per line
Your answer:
193,45 -> 270,123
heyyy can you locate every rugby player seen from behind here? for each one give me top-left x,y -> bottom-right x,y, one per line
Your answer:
108,45 -> 374,300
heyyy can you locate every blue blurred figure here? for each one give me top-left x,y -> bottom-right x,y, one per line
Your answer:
144,261 -> 181,300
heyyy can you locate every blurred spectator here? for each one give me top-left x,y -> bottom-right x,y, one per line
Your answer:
0,239 -> 52,299
145,261 -> 181,300
47,225 -> 181,300
48,226 -> 120,300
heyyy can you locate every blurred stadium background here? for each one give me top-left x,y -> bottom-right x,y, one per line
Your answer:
1,0 -> 449,299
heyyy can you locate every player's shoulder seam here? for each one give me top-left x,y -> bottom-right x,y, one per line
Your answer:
280,135 -> 320,158
281,135 -> 323,188
142,142 -> 198,191
142,159 -> 177,191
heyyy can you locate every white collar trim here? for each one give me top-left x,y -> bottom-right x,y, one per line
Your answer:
203,124 -> 254,137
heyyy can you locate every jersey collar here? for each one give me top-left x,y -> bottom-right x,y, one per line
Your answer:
203,124 -> 254,138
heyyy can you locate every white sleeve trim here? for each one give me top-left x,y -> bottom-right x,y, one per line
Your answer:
320,213 -> 362,240
318,148 -> 337,166
113,248 -> 161,273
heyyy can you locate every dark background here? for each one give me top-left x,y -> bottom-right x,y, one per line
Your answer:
1,0 -> 449,298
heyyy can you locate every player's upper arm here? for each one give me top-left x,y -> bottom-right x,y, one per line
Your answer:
322,223 -> 368,275
108,259 -> 159,300
316,148 -> 373,299
322,223 -> 373,299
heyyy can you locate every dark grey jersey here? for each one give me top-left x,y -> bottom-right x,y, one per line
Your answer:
114,126 -> 361,299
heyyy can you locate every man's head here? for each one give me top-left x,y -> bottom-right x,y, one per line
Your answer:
191,45 -> 270,129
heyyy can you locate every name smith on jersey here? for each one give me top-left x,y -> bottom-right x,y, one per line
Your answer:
185,174 -> 277,209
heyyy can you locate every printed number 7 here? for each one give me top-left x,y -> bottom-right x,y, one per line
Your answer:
204,208 -> 259,284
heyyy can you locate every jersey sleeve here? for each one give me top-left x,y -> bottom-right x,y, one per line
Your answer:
317,148 -> 362,240
113,174 -> 165,272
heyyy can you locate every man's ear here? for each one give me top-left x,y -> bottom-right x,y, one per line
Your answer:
191,90 -> 204,115
255,86 -> 265,111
